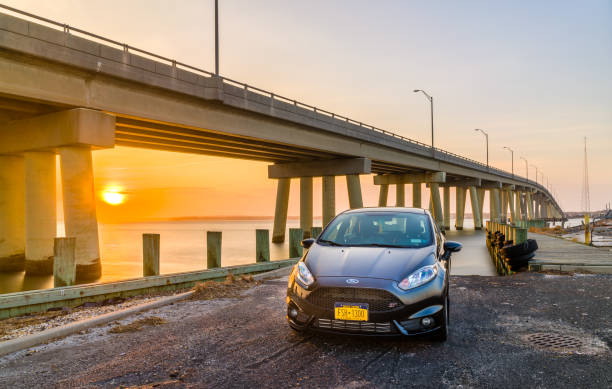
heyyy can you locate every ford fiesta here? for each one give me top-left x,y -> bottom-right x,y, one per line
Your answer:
286,207 -> 462,341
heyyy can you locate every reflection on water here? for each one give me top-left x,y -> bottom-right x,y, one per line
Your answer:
0,217 -> 494,294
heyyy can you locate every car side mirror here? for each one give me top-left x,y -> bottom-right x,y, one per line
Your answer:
444,241 -> 462,253
301,238 -> 316,249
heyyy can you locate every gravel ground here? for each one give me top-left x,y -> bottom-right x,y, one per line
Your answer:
0,274 -> 611,388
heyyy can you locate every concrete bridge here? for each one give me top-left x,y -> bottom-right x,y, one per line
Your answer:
0,8 -> 564,281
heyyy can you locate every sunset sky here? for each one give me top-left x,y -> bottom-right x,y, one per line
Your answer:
7,0 -> 611,221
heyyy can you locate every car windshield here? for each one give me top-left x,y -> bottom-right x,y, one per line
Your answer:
318,211 -> 433,248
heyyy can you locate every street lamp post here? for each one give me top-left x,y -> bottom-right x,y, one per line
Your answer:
531,165 -> 538,185
503,146 -> 514,176
474,129 -> 489,169
520,157 -> 528,181
413,89 -> 434,157
215,0 -> 219,76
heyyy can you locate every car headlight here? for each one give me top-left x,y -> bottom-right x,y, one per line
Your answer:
296,262 -> 315,287
398,264 -> 438,290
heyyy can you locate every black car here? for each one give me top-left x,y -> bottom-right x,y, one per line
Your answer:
286,207 -> 462,341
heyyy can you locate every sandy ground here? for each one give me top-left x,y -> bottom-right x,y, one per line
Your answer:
0,274 -> 611,388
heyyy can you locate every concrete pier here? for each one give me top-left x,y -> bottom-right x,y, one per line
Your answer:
443,186 -> 450,230
24,151 -> 56,275
430,183 -> 443,227
322,176 -> 335,227
346,174 -> 363,209
377,183 -> 388,207
469,186 -> 482,229
0,155 -> 25,271
526,192 -> 534,220
396,183 -> 405,207
509,191 -> 516,223
455,187 -> 466,230
299,177 -> 313,238
272,178 -> 290,243
59,146 -> 101,281
412,183 -> 422,208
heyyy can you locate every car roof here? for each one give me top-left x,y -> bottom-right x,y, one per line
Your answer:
342,207 -> 428,215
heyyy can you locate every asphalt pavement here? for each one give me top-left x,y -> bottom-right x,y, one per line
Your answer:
0,273 -> 610,388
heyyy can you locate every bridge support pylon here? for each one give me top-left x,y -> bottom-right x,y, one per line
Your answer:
300,177 -> 313,239
443,187 -> 451,230
455,187 -> 466,230
59,146 -> 101,281
24,151 -> 56,275
412,183 -> 422,208
322,176 -> 335,227
469,186 -> 482,230
0,156 -> 25,271
346,174 -> 363,209
272,178 -> 290,243
395,183 -> 405,207
377,183 -> 388,207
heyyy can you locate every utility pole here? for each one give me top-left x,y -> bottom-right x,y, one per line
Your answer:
520,157 -> 528,181
413,90 -> 434,157
475,129 -> 489,169
215,0 -> 219,76
503,146 -> 514,176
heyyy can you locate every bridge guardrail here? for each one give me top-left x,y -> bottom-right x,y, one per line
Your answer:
0,4 -> 563,216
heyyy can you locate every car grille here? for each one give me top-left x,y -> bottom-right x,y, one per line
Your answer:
306,287 -> 403,313
315,319 -> 394,333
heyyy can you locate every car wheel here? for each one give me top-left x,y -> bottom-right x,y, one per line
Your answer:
432,294 -> 449,342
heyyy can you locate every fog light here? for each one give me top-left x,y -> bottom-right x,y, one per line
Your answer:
421,317 -> 434,327
289,308 -> 298,318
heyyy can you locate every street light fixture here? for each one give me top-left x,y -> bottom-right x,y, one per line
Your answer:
520,157 -> 528,181
413,89 -> 434,157
474,129 -> 489,169
503,146 -> 514,176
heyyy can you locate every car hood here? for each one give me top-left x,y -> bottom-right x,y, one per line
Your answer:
305,243 -> 436,282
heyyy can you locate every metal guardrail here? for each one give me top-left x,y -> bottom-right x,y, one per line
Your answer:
0,4 -> 561,212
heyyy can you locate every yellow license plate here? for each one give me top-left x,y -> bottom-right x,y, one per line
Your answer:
334,303 -> 369,321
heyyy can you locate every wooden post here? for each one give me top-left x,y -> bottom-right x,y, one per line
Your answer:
515,228 -> 527,244
143,233 -> 160,276
255,229 -> 270,263
207,231 -> 222,268
53,237 -> 76,287
311,226 -> 322,238
289,228 -> 303,258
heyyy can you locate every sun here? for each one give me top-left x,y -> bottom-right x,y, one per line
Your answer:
102,190 -> 125,205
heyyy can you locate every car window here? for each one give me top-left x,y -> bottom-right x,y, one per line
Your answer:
319,211 -> 433,248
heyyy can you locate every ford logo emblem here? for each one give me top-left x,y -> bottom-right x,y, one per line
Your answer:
345,279 -> 359,284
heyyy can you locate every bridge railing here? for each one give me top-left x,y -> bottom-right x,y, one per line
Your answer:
0,4 -> 563,214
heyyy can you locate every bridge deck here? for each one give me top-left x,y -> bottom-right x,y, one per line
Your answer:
530,233 -> 612,273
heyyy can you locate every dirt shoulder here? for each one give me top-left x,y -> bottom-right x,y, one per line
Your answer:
0,274 -> 611,388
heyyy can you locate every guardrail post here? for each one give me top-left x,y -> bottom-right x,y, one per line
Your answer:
53,237 -> 76,287
143,233 -> 160,276
256,229 -> 270,263
289,228 -> 303,258
515,228 -> 527,244
207,231 -> 222,269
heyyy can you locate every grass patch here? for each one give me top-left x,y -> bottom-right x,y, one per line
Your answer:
109,316 -> 167,334
190,273 -> 259,301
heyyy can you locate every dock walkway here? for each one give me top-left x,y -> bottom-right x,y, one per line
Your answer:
529,232 -> 612,273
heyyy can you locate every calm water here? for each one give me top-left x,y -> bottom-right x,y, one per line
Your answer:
0,218 -> 495,294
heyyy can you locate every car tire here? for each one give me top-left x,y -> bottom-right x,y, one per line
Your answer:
432,294 -> 448,342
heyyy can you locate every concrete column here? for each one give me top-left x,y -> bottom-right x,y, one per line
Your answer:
477,189 -> 485,225
322,176 -> 335,227
443,186 -> 450,230
494,189 -> 502,222
430,183 -> 443,227
508,191 -> 516,223
59,146 -> 101,281
300,177 -> 313,239
24,151 -> 56,275
520,193 -> 527,220
412,183 -> 422,208
501,191 -> 509,222
377,184 -> 389,207
455,187 -> 466,230
272,178 -> 290,243
346,174 -> 363,209
515,192 -> 522,220
469,186 -> 482,230
541,201 -> 549,218
396,184 -> 405,207
0,155 -> 25,271
535,198 -> 541,219
526,192 -> 534,220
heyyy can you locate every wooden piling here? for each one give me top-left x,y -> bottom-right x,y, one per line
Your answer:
53,237 -> 76,287
289,228 -> 303,258
311,226 -> 322,239
515,228 -> 527,244
207,231 -> 222,269
256,229 -> 270,263
143,233 -> 160,276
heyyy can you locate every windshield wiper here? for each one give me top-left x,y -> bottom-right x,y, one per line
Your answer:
318,239 -> 345,246
351,243 -> 410,248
